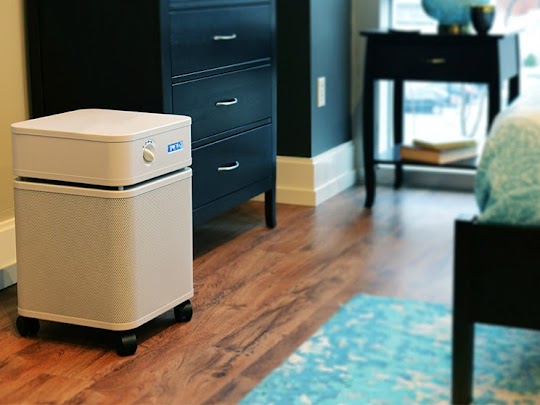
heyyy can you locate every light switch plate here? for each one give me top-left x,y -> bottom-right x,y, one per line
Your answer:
317,76 -> 326,108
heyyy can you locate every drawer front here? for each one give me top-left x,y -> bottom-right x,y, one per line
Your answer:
173,65 -> 272,142
170,4 -> 272,76
370,42 -> 488,82
192,125 -> 272,208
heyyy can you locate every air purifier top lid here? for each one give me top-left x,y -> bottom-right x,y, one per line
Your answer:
11,109 -> 192,142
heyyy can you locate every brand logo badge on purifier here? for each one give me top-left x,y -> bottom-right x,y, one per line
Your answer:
167,141 -> 183,154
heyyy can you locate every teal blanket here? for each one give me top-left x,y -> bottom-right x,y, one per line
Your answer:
476,96 -> 540,225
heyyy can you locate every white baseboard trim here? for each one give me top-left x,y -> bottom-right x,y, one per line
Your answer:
254,149 -> 474,206
0,218 -> 16,269
0,265 -> 17,290
0,218 -> 17,289
273,141 -> 357,206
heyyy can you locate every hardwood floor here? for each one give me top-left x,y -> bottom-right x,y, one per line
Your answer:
0,185 -> 476,404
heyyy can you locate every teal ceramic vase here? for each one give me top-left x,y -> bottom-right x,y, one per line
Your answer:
421,0 -> 492,34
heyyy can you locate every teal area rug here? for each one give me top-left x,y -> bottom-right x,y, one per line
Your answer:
241,294 -> 540,404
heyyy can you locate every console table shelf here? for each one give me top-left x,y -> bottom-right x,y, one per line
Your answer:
376,145 -> 480,170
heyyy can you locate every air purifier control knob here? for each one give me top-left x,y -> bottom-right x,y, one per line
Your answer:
142,144 -> 155,163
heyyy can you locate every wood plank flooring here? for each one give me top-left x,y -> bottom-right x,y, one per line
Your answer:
0,185 -> 477,404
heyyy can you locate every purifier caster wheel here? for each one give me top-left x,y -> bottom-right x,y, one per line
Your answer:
116,331 -> 138,356
16,316 -> 40,337
174,300 -> 193,323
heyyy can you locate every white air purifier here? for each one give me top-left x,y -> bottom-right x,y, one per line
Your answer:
12,109 -> 194,356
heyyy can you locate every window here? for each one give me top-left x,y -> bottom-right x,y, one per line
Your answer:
390,0 -> 540,147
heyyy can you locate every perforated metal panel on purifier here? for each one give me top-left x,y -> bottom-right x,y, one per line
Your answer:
12,109 -> 194,355
14,170 -> 192,330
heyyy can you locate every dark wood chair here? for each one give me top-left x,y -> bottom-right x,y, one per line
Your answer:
452,214 -> 540,404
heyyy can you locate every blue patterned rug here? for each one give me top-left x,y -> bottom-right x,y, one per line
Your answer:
241,294 -> 540,404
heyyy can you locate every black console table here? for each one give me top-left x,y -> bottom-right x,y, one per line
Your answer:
361,30 -> 520,208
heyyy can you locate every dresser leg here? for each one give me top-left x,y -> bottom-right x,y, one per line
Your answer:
264,188 -> 276,228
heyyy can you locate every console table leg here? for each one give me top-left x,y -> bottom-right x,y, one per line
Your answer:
394,163 -> 403,189
509,75 -> 520,105
393,80 -> 404,190
362,75 -> 376,208
364,163 -> 376,208
487,80 -> 502,131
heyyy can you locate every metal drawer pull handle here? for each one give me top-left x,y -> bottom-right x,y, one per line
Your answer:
218,161 -> 240,172
213,34 -> 237,41
424,57 -> 447,65
215,98 -> 238,107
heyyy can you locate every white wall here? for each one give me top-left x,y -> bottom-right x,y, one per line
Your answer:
0,0 -> 27,281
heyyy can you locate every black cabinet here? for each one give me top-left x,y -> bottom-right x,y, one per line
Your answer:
25,0 -> 276,227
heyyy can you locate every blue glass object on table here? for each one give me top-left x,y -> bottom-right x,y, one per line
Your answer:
421,0 -> 493,34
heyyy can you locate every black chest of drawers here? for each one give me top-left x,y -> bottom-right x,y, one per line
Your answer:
25,0 -> 277,227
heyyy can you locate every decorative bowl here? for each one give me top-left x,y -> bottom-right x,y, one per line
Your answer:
421,0 -> 492,34
471,5 -> 496,34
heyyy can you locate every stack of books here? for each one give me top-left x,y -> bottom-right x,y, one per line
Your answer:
400,137 -> 478,164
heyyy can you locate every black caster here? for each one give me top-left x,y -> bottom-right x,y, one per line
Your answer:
16,316 -> 40,337
174,300 -> 193,323
116,331 -> 137,356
